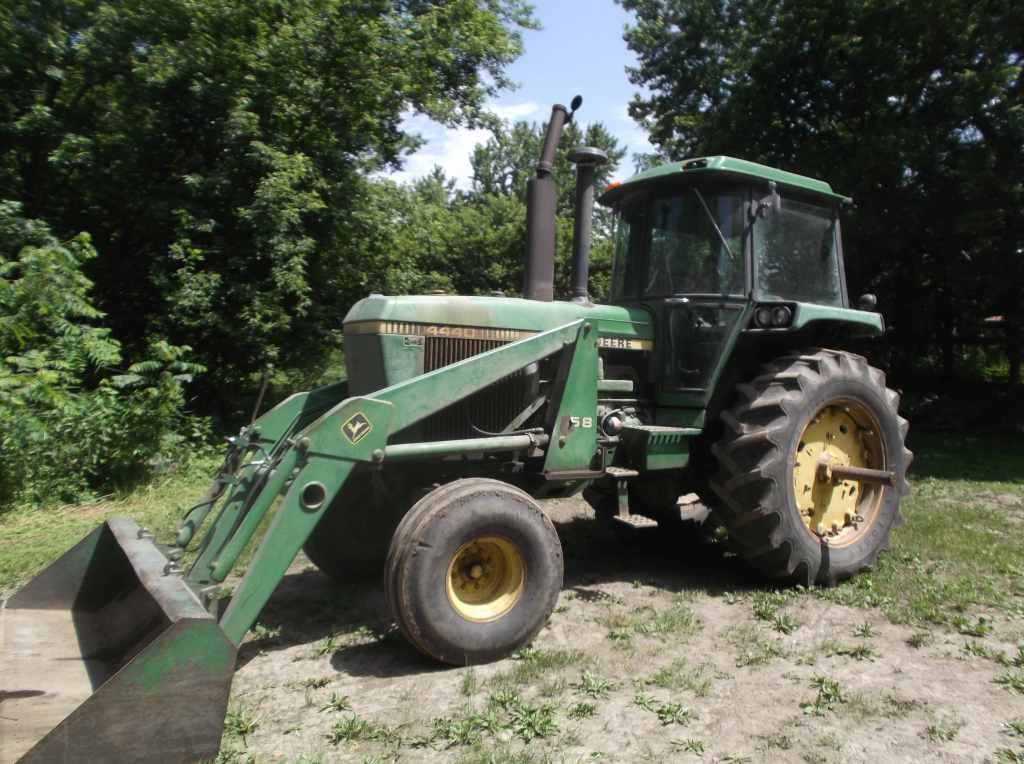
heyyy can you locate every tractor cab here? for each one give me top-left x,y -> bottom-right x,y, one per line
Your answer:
599,157 -> 862,405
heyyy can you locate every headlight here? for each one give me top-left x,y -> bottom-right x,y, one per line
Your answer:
771,306 -> 793,327
754,306 -> 773,327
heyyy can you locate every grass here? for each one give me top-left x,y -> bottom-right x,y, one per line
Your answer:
816,433 -> 1024,628
0,456 -> 220,595
996,671 -> 1024,694
490,648 -> 586,688
597,599 -> 701,648
646,658 -> 712,696
925,718 -> 962,743
727,624 -> 788,667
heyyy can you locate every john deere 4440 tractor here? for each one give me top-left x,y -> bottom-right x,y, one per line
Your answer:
1,98 -> 910,762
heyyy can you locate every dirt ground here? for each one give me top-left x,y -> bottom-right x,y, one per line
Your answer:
228,497 -> 1024,763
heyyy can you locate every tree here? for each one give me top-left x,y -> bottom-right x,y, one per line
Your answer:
619,0 -> 1023,387
0,0 -> 536,418
467,119 -> 627,300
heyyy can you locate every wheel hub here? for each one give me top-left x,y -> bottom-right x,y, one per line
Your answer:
794,401 -> 885,546
446,536 -> 525,623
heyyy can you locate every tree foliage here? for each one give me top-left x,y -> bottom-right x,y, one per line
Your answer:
619,0 -> 1023,382
0,203 -> 203,507
0,0 -> 536,416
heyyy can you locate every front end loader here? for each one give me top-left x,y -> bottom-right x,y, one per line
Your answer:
1,97 -> 910,762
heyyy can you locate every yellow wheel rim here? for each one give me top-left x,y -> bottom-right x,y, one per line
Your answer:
446,536 -> 525,622
793,400 -> 886,547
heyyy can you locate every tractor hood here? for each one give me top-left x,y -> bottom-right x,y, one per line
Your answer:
344,293 -> 654,347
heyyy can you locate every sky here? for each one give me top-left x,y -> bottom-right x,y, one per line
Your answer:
390,0 -> 652,189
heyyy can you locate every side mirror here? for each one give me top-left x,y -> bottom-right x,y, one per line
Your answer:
755,181 -> 782,219
857,293 -> 878,311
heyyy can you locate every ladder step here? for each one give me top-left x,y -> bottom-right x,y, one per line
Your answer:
605,466 -> 640,479
612,513 -> 658,529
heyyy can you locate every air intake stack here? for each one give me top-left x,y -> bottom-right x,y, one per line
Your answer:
568,146 -> 609,303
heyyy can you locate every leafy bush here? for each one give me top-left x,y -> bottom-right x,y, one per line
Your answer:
0,203 -> 204,508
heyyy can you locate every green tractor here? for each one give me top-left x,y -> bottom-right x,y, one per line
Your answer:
1,98 -> 910,761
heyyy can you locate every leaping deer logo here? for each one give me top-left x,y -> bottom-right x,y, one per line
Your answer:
342,412 -> 372,444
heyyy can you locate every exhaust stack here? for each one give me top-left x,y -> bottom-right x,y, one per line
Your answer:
523,96 -> 582,301
568,146 -> 609,303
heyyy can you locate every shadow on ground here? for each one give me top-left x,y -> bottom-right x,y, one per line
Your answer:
237,511 -> 765,675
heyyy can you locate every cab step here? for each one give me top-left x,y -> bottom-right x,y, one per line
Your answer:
604,466 -> 657,529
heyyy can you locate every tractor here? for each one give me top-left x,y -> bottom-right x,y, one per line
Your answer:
0,97 -> 910,762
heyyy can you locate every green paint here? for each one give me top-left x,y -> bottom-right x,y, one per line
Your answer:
121,621 -> 234,696
344,293 -> 654,342
542,323 -> 600,474
601,155 -> 851,204
792,302 -> 884,335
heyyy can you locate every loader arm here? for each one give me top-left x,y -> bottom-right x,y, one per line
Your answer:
208,317 -> 594,644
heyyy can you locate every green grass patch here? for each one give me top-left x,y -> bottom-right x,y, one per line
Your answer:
816,433 -> 1024,627
645,658 -> 713,696
0,456 -> 220,595
489,648 -> 586,689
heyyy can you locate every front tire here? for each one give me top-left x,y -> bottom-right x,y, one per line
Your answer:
384,478 -> 563,665
710,349 -> 911,586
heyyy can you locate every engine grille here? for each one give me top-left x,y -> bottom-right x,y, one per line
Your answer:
412,335 -> 529,442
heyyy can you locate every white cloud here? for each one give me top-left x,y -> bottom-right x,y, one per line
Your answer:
388,101 -> 540,189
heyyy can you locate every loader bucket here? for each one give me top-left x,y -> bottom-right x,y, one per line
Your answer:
1,517 -> 236,763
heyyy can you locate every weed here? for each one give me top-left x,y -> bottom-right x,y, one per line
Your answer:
963,641 -> 994,659
772,613 -> 799,634
728,625 -> 787,666
1005,719 -> 1024,737
751,591 -> 783,621
319,693 -> 352,713
488,688 -> 521,711
303,677 -> 330,689
249,623 -> 282,644
995,749 -> 1024,764
509,701 -> 557,742
925,719 -> 961,743
315,633 -> 339,657
953,615 -> 993,637
762,733 -> 793,750
214,744 -> 256,764
907,631 -> 932,648
824,641 -> 876,661
802,676 -> 844,716
223,705 -> 260,744
633,692 -> 657,712
432,716 -> 484,747
327,715 -> 396,745
883,694 -> 923,718
574,671 -> 617,699
674,738 -> 705,754
461,668 -> 479,697
568,702 -> 596,720
655,703 -> 691,726
854,622 -> 876,638
996,671 -> 1024,694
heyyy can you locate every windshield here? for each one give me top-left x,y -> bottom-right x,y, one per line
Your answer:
754,197 -> 843,305
611,188 -> 747,300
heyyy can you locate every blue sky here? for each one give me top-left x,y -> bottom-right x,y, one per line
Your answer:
391,0 -> 652,188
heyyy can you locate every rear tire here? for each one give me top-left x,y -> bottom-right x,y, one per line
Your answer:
710,348 -> 911,586
384,478 -> 563,665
